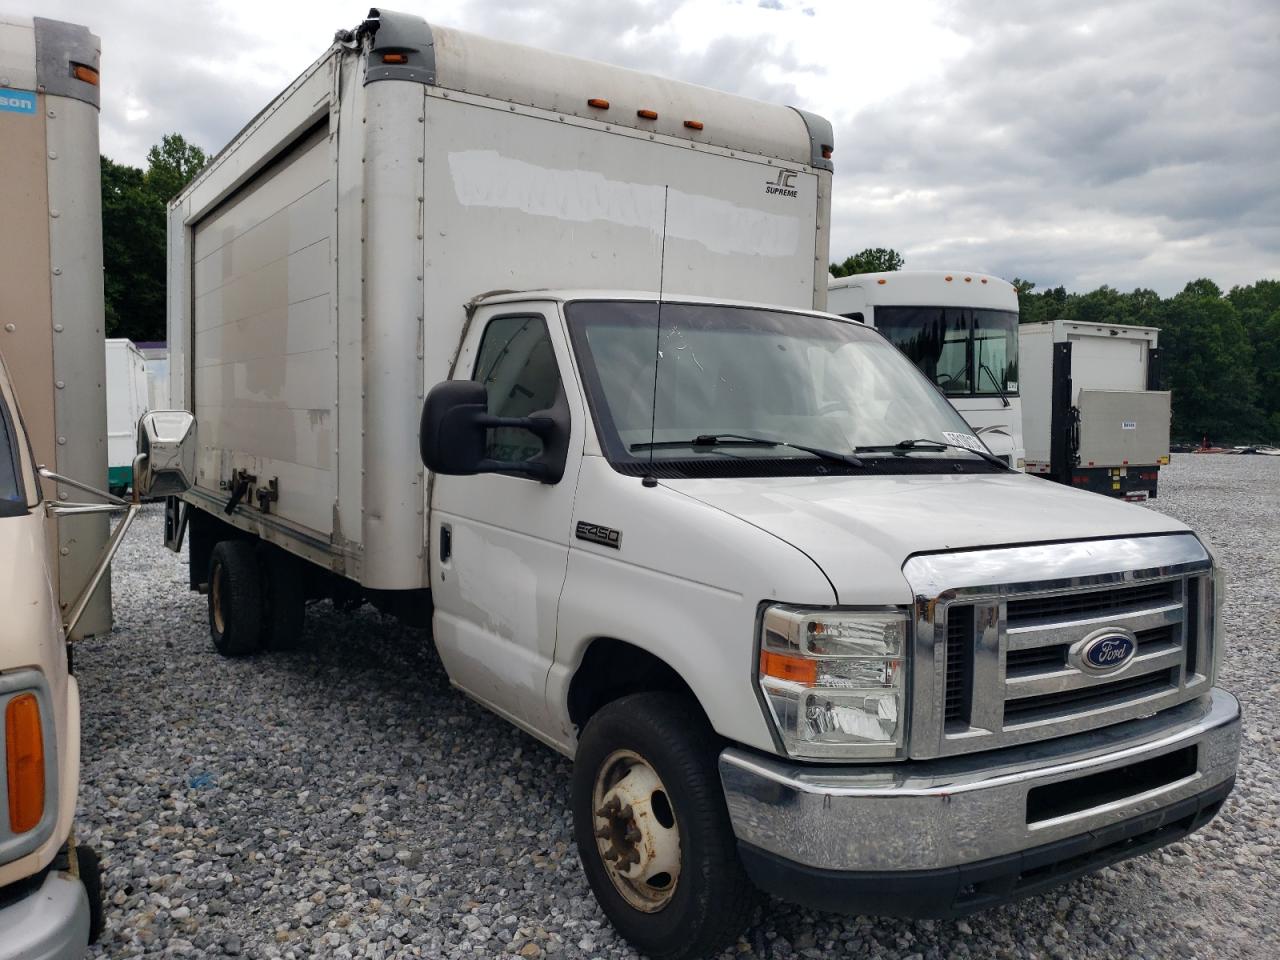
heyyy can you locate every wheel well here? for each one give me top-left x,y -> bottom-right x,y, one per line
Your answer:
567,638 -> 704,733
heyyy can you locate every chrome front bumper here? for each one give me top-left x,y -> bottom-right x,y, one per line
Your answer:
0,867 -> 90,960
720,689 -> 1239,914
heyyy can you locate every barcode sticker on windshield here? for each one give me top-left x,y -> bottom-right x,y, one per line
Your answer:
942,431 -> 985,452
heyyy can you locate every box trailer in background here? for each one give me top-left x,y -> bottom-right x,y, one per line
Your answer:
828,271 -> 1024,467
105,338 -> 149,492
0,14 -> 111,638
137,340 -> 170,411
1020,319 -> 1170,499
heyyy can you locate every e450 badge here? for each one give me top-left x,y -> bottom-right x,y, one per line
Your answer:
576,521 -> 621,549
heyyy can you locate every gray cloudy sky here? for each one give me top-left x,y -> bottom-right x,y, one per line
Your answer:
21,0 -> 1280,294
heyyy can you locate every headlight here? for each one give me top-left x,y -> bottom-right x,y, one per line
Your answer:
757,605 -> 908,759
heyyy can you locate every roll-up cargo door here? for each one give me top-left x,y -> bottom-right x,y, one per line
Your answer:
189,122 -> 337,537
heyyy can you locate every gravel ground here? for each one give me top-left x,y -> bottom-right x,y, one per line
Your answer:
78,455 -> 1279,959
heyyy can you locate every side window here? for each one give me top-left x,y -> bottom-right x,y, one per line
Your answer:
472,314 -> 562,464
0,395 -> 27,516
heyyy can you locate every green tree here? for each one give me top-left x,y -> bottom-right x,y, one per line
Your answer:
829,247 -> 904,277
144,133 -> 208,203
1228,280 -> 1280,441
1157,280 -> 1261,444
100,133 -> 207,341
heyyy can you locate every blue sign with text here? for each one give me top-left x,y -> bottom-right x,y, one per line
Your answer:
0,89 -> 37,115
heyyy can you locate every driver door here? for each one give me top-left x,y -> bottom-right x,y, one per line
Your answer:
429,303 -> 585,739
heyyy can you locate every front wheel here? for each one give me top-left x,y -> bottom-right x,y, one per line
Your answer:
208,540 -> 263,656
572,692 -> 759,960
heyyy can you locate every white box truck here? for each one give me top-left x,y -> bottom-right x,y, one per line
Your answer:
163,10 -> 1238,958
1020,319 -> 1170,499
828,270 -> 1024,466
104,338 -> 149,493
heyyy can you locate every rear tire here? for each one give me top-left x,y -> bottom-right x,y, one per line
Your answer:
572,692 -> 759,960
208,541 -> 263,656
261,548 -> 307,650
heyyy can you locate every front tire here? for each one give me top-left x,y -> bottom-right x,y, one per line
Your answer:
208,541 -> 263,656
572,692 -> 759,960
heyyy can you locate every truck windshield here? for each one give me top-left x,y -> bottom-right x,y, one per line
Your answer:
1,392 -> 27,517
565,301 -> 987,473
873,307 -> 1019,398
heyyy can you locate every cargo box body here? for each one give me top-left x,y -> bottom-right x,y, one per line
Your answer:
167,11 -> 833,591
0,15 -> 110,637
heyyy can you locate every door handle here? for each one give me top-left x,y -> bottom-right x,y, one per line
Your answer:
439,523 -> 452,563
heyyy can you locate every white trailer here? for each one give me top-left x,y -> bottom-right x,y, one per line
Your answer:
827,271 -> 1023,466
162,10 -> 1237,957
104,338 -> 149,492
1020,319 -> 1169,499
0,14 -> 111,638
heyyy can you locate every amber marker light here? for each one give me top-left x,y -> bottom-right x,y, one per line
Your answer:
381,52 -> 409,64
759,650 -> 818,685
683,120 -> 704,130
877,278 -> 887,284
944,275 -> 954,281
71,63 -> 99,85
587,98 -> 610,109
637,108 -> 658,120
5,693 -> 45,834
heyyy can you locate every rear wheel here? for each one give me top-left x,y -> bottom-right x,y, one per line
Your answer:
572,692 -> 759,960
208,541 -> 263,656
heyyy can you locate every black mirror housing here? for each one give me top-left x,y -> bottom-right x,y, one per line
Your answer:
420,380 -> 489,475
419,380 -> 571,483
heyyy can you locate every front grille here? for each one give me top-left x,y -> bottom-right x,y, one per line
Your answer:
944,606 -> 973,725
1003,668 -> 1178,726
1007,580 -> 1180,628
937,572 -> 1209,753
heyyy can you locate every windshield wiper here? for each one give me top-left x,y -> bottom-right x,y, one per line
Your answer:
631,433 -> 864,468
979,362 -> 1011,408
856,438 -> 1010,470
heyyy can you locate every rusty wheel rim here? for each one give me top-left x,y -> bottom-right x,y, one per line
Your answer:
591,749 -> 682,912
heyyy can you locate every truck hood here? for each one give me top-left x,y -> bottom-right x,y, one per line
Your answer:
660,471 -> 1187,604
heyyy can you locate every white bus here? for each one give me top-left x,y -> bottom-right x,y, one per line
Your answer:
828,270 -> 1024,467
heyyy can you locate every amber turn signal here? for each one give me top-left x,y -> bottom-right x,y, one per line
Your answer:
71,63 -> 99,85
759,650 -> 818,684
5,693 -> 45,834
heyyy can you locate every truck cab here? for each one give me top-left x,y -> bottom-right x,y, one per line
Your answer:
420,289 -> 1239,957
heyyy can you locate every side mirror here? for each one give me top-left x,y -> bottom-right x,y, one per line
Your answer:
419,380 -> 569,483
135,410 -> 197,498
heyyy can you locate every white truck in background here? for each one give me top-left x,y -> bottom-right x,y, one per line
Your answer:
1020,320 -> 1170,499
162,10 -> 1238,958
828,270 -> 1024,466
104,339 -> 149,494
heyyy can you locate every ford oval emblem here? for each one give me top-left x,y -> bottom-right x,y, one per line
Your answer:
1070,628 -> 1139,675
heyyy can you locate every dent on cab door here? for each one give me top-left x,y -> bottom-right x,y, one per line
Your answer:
429,306 -> 585,739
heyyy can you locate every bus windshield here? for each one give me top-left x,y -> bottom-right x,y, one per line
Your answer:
872,306 -> 1019,398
